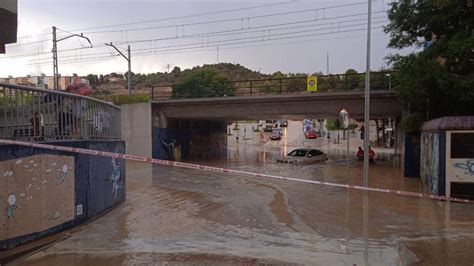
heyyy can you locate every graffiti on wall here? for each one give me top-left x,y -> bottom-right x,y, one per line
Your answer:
0,154 -> 75,241
452,159 -> 474,182
454,160 -> 474,176
110,157 -> 121,199
420,133 -> 440,194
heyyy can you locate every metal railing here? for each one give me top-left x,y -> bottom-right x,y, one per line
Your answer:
0,83 -> 121,141
150,71 -> 395,100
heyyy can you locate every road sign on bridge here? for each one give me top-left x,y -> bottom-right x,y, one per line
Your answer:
307,76 -> 318,92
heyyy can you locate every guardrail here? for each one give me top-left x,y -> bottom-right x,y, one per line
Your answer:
0,83 -> 121,141
150,71 -> 395,100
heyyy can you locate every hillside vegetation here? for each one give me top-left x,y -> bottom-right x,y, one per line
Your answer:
87,63 -> 269,91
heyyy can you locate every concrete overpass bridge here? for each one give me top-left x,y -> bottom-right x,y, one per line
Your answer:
152,90 -> 399,121
149,90 -> 400,160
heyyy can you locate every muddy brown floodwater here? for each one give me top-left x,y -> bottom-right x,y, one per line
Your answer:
13,121 -> 474,265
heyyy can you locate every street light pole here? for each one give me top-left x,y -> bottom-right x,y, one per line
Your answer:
363,0 -> 372,187
128,45 -> 131,96
386,73 -> 391,90
105,42 -> 132,95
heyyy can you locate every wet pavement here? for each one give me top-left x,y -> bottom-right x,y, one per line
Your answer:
13,121 -> 474,265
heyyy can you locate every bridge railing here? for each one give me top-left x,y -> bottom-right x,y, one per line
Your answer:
150,71 -> 395,100
0,82 -> 121,141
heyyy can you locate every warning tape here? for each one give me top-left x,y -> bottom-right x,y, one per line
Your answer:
1,139 -> 473,204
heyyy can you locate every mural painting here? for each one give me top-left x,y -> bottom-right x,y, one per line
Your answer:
451,159 -> 474,182
110,157 -> 121,199
0,154 -> 75,241
420,133 -> 440,194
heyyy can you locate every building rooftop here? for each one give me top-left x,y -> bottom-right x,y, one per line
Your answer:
421,116 -> 474,131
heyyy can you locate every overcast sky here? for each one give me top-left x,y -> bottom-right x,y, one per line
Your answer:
0,0 -> 413,77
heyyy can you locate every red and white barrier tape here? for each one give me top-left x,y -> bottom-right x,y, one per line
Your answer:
1,139 -> 473,204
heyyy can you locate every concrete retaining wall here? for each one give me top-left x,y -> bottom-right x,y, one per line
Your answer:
121,103 -> 152,158
0,140 -> 125,250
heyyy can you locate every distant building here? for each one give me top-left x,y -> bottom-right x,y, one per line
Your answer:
0,75 -> 86,90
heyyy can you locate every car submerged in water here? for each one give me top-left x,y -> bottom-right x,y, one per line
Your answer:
277,148 -> 328,165
270,128 -> 283,140
278,120 -> 288,127
263,120 -> 276,132
304,130 -> 317,139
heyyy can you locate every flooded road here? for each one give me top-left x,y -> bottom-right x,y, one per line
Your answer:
15,121 -> 474,265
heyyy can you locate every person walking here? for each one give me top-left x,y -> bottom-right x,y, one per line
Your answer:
235,132 -> 239,143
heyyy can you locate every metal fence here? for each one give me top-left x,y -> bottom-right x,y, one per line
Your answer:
151,71 -> 395,100
0,82 -> 121,141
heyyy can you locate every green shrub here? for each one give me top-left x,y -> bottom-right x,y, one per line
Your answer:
326,118 -> 341,130
107,94 -> 150,105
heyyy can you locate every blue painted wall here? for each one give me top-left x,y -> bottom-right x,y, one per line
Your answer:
404,133 -> 421,177
0,140 -> 125,251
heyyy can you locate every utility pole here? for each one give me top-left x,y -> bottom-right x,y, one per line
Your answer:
105,42 -> 132,96
363,0 -> 372,187
52,27 -> 58,90
52,26 -> 92,90
128,45 -> 131,96
326,51 -> 329,75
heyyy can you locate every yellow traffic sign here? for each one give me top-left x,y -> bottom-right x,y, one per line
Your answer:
307,76 -> 317,92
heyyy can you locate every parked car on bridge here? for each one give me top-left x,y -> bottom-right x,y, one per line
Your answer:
270,128 -> 283,140
277,149 -> 328,165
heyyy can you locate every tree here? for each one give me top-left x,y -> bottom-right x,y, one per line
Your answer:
86,74 -> 99,86
384,0 -> 474,132
326,118 -> 341,130
173,69 -> 235,98
124,71 -> 135,86
344,68 -> 363,90
171,66 -> 181,75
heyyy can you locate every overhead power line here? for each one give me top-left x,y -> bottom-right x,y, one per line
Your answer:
10,10 -> 384,49
6,11 -> 385,59
29,20 -> 387,64
67,1 -> 298,32
14,1 -> 296,41
127,20 -> 388,53
81,2 -> 370,35
29,16 -> 387,62
29,26 -> 385,66
110,13 -> 386,46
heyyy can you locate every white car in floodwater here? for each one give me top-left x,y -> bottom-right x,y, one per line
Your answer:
277,148 -> 328,165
